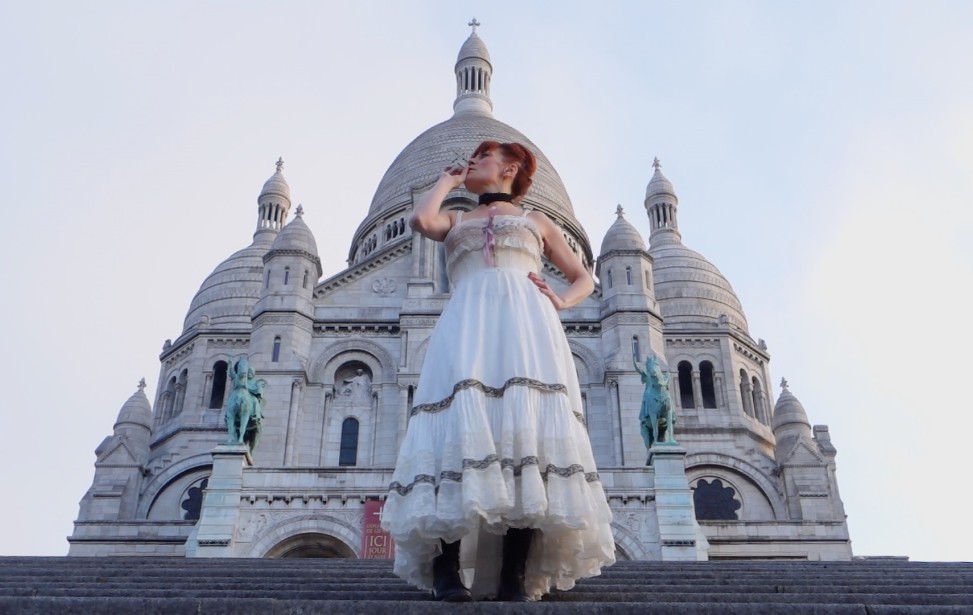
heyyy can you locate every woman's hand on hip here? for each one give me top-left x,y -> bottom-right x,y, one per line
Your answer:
528,272 -> 567,311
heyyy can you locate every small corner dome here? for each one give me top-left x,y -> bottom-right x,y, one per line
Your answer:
457,32 -> 491,65
114,385 -> 152,430
599,206 -> 646,255
271,209 -> 318,257
772,384 -> 811,433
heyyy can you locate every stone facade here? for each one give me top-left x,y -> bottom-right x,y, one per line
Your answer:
69,27 -> 851,562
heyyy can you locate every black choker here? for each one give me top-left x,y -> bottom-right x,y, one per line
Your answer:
478,192 -> 514,205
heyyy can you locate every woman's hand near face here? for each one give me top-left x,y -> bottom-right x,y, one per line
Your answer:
410,164 -> 468,241
441,163 -> 468,189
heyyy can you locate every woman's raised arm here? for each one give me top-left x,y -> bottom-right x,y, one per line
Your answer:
410,167 -> 467,242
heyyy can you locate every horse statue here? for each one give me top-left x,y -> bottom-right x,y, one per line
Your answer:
635,354 -> 676,455
225,356 -> 266,452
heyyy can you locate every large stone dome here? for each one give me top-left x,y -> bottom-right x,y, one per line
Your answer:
183,164 -> 289,333
351,28 -> 591,267
183,234 -> 274,333
645,161 -> 749,332
650,241 -> 749,332
367,115 -> 576,220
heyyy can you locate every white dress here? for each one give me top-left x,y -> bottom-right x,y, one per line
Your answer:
382,209 -> 615,600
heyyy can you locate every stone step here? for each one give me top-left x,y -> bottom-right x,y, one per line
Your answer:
2,587 -> 972,606
3,597 -> 973,615
2,557 -> 972,614
3,579 -> 971,595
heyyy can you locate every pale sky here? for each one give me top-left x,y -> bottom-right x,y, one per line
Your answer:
1,1 -> 971,561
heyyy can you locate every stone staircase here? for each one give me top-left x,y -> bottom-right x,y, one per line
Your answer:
1,557 -> 971,614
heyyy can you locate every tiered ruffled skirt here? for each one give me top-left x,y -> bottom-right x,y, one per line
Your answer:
382,267 -> 615,600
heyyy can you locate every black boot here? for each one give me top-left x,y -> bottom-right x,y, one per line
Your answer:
432,540 -> 472,602
497,527 -> 533,602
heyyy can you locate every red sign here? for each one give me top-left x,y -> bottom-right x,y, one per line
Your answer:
362,499 -> 395,559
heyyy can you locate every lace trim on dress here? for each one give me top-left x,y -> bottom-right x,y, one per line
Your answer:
445,230 -> 541,260
410,377 -> 569,416
445,215 -> 543,256
387,454 -> 601,496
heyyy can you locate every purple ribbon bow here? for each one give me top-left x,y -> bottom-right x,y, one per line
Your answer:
483,206 -> 497,267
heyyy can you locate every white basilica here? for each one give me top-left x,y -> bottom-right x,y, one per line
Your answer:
70,26 -> 851,561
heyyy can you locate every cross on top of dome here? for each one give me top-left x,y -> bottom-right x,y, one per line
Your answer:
616,204 -> 625,217
275,157 -> 284,173
653,157 -> 662,171
468,17 -> 480,33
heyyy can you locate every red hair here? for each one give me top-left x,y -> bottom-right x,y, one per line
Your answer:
471,141 -> 537,202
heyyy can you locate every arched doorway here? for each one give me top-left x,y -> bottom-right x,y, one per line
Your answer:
264,532 -> 357,559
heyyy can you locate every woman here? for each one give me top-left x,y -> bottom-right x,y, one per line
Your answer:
382,141 -> 615,602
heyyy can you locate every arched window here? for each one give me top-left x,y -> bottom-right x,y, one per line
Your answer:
739,369 -> 754,417
693,479 -> 741,520
678,361 -> 695,409
631,336 -> 641,363
180,477 -> 209,521
272,337 -> 281,363
161,376 -> 176,421
283,266 -> 290,285
209,361 -> 228,409
625,266 -> 633,286
264,268 -> 271,289
752,377 -> 765,424
339,418 -> 359,466
606,269 -> 613,289
303,269 -> 309,289
174,369 -> 188,417
700,361 -> 717,409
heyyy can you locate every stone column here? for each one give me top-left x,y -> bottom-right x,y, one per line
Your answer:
608,379 -> 623,466
741,381 -> 755,418
185,444 -> 252,557
714,373 -> 726,408
691,371 -> 703,410
283,380 -> 303,466
649,445 -> 708,562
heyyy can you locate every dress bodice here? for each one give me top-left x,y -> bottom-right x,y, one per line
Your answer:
444,211 -> 543,284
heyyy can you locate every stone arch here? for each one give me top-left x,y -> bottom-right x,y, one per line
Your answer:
312,339 -> 397,384
693,351 -> 722,366
411,335 -> 432,375
137,453 -> 215,519
685,452 -> 785,520
611,521 -> 650,560
142,464 -> 213,521
247,513 -> 361,558
265,532 -> 356,558
567,340 -> 605,384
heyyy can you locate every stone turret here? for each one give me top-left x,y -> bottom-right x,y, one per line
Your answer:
256,157 -> 292,236
772,378 -> 813,452
597,204 -> 658,316
772,379 -> 847,524
73,380 -> 152,524
453,18 -> 493,117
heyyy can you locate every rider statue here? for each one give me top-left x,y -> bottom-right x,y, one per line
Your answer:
634,353 -> 677,458
224,356 -> 267,453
